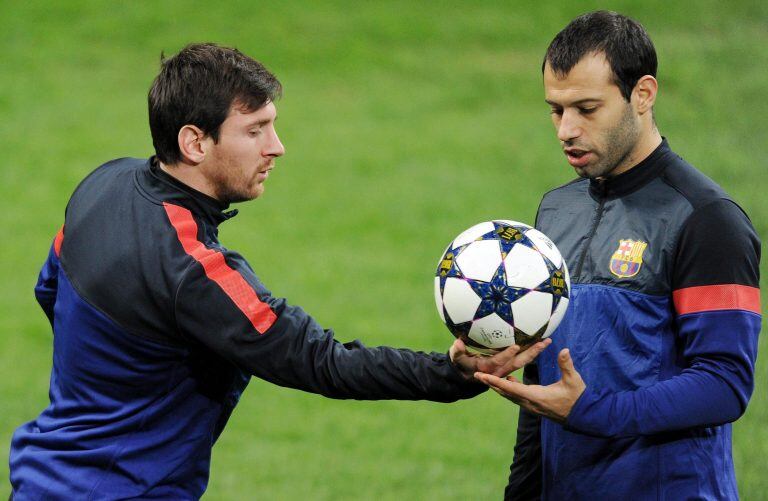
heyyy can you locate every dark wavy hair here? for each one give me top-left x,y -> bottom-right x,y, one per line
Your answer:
543,11 -> 657,101
148,43 -> 282,164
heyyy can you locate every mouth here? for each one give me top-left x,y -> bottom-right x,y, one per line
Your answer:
564,148 -> 593,168
256,165 -> 273,180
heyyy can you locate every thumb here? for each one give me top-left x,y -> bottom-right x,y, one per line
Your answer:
449,338 -> 466,362
558,348 -> 577,380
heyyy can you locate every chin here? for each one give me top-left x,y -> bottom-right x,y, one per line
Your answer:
250,184 -> 265,199
219,191 -> 256,204
243,190 -> 263,202
574,166 -> 595,179
578,164 -> 613,180
227,183 -> 264,203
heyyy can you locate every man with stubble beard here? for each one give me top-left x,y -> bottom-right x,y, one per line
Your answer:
475,11 -> 761,500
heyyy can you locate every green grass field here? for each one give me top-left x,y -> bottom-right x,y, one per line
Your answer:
1,1 -> 766,499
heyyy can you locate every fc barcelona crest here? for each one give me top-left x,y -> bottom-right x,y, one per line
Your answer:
609,239 -> 648,278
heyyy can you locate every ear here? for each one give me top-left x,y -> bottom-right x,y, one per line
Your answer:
632,75 -> 658,115
177,125 -> 209,164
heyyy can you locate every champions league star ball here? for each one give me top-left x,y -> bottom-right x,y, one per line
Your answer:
434,220 -> 570,355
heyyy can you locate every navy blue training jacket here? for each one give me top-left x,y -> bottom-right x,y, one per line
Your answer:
505,139 -> 761,500
9,157 -> 484,499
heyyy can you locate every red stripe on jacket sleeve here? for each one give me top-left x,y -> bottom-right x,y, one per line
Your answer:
163,203 -> 278,333
53,224 -> 65,257
673,284 -> 761,315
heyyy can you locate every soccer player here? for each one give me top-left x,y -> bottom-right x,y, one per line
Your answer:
8,43 -> 548,499
474,11 -> 761,500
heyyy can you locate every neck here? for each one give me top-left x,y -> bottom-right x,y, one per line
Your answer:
159,160 -> 219,200
612,127 -> 663,177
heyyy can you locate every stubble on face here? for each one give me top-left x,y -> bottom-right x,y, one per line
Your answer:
206,146 -> 267,203
203,103 -> 279,204
573,102 -> 641,180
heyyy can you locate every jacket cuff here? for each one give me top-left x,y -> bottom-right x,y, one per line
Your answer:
563,386 -> 611,437
442,351 -> 488,398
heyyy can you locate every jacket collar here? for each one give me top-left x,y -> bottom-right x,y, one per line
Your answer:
588,138 -> 672,199
137,157 -> 239,226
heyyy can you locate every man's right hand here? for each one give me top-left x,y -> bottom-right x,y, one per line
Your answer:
449,338 -> 551,380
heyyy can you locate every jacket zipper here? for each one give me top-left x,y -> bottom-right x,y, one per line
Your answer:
574,184 -> 607,278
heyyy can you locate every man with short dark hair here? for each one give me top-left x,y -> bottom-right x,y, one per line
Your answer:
475,11 -> 761,500
8,43 -> 547,499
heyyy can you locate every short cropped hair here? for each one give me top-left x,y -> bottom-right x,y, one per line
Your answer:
148,43 -> 282,164
543,11 -> 657,101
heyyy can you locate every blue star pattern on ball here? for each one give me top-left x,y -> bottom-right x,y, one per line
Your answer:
468,264 -> 527,324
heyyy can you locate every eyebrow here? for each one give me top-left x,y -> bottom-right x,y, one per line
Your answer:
246,118 -> 274,128
545,98 -> 603,107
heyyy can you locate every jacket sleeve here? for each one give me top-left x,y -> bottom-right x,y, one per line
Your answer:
565,199 -> 761,437
505,363 -> 543,501
35,227 -> 64,326
172,248 -> 485,402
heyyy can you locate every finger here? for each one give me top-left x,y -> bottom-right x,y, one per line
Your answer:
509,338 -> 552,371
448,338 -> 468,362
475,373 -> 548,411
490,386 -> 527,405
491,343 -> 522,363
558,348 -> 578,380
490,338 -> 551,377
476,344 -> 520,373
505,374 -> 520,383
474,372 -> 500,385
474,372 -> 536,400
489,385 -> 511,399
477,374 -> 524,403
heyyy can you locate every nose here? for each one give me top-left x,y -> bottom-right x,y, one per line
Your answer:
556,109 -> 581,143
264,129 -> 285,158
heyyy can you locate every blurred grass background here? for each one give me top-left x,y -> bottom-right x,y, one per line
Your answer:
1,0 -> 766,499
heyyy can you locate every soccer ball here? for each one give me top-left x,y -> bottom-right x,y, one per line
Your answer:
434,220 -> 570,354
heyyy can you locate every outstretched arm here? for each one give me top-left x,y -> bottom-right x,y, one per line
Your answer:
174,246 -> 548,403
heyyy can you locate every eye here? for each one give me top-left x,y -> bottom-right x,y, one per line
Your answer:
248,128 -> 263,137
579,107 -> 597,115
550,108 -> 563,116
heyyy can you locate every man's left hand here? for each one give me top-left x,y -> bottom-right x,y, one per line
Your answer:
474,348 -> 586,423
